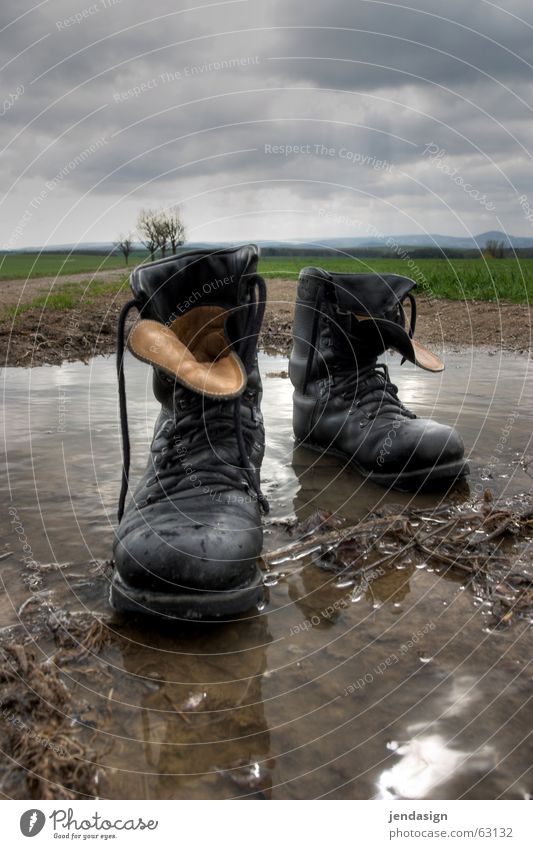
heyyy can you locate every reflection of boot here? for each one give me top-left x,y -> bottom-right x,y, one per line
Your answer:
287,562 -> 348,628
364,562 -> 416,607
112,616 -> 273,799
289,268 -> 468,491
112,246 -> 269,620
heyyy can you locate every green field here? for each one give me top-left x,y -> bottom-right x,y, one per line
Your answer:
259,256 -> 533,303
0,252 -> 143,280
1,251 -> 532,303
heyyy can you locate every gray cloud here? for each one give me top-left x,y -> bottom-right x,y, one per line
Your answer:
2,0 -> 533,246
272,0 -> 533,87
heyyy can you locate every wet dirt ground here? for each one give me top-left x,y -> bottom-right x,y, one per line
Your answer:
1,349 -> 532,799
0,274 -> 531,366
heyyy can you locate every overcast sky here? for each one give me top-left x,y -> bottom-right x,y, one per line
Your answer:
2,0 -> 533,247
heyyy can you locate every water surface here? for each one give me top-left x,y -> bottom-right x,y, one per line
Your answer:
1,348 -> 531,799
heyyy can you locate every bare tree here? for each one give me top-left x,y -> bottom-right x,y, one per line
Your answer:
116,234 -> 133,265
137,206 -> 186,260
153,212 -> 169,258
137,209 -> 159,261
164,206 -> 186,254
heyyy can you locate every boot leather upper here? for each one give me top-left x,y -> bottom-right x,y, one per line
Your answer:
114,246 -> 266,594
290,267 -> 466,482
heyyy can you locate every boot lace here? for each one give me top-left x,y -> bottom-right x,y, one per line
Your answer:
116,276 -> 269,521
329,360 -> 415,421
146,396 -> 266,503
302,285 -> 417,421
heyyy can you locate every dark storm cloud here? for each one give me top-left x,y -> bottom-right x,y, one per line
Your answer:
271,0 -> 533,89
1,0 -> 532,244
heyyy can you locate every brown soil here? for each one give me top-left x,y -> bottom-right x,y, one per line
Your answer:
0,274 -> 531,368
261,279 -> 533,356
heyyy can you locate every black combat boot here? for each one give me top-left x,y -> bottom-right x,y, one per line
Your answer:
112,245 -> 269,619
289,267 -> 468,491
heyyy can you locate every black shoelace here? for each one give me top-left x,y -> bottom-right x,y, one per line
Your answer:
329,360 -> 415,420
116,276 -> 269,522
302,286 -> 417,418
143,400 -> 264,503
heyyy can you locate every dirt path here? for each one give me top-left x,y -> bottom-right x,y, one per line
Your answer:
262,279 -> 532,357
0,268 -> 129,308
0,274 -> 531,367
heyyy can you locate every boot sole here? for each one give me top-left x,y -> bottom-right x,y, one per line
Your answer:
297,440 -> 469,492
110,568 -> 265,621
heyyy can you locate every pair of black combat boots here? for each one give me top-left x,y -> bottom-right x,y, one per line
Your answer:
112,245 -> 467,619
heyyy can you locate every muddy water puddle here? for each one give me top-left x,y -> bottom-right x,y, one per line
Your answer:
1,349 -> 532,799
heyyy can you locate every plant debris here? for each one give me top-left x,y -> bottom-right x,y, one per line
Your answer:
0,602 -> 113,799
263,494 -> 533,628
294,508 -> 345,537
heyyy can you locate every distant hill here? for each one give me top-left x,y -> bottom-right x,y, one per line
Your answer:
5,230 -> 533,253
292,231 -> 533,251
3,242 -> 145,254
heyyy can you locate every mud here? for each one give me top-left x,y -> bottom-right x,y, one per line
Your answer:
0,275 -> 531,367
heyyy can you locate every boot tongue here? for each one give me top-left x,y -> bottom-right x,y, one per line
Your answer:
127,305 -> 247,399
347,313 -> 444,371
330,273 -> 444,373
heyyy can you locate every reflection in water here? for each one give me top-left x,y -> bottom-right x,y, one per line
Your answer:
375,674 -> 492,799
1,350 -> 532,799
376,734 -> 494,800
107,617 -> 274,799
